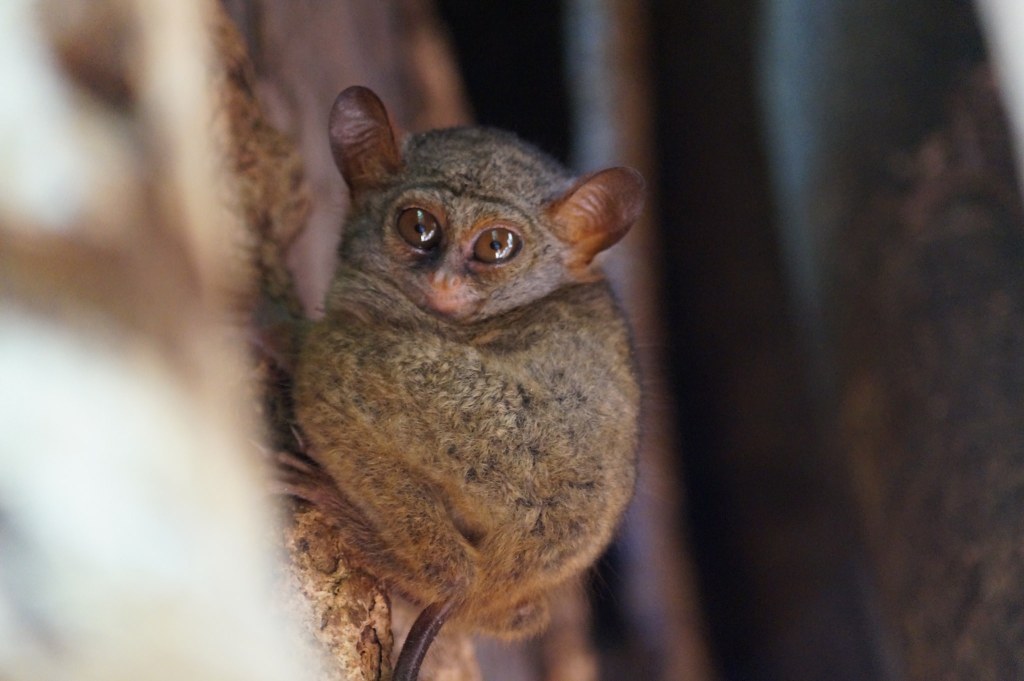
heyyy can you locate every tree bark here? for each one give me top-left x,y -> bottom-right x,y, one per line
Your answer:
836,67 -> 1024,680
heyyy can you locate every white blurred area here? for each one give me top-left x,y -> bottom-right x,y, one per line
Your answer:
0,312 -> 305,681
0,2 -> 314,680
0,0 -> 84,230
977,0 -> 1024,194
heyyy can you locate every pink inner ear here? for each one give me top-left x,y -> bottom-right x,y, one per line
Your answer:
548,167 -> 646,270
328,86 -> 402,194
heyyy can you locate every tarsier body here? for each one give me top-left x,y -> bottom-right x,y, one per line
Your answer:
291,87 -> 642,679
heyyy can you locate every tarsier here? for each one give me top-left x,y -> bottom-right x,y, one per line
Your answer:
286,86 -> 643,681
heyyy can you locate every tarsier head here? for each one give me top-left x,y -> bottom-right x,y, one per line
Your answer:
329,86 -> 645,323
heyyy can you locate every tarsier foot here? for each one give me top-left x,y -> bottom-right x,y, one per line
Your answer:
273,450 -> 367,527
273,450 -> 334,504
275,449 -> 381,534
393,600 -> 456,681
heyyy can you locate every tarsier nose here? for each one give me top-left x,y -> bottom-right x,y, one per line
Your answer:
425,270 -> 472,316
428,270 -> 461,291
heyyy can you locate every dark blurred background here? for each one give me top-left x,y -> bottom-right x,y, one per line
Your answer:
435,1 -> 1020,680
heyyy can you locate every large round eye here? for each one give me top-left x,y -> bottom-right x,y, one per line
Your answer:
473,227 -> 522,264
397,208 -> 442,250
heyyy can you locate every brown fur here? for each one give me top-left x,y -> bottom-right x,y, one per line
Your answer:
292,86 -> 642,642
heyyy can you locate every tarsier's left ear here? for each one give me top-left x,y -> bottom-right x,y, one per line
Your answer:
329,86 -> 403,200
547,167 -> 645,277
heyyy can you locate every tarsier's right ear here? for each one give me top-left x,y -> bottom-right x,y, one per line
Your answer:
547,167 -> 645,279
329,86 -> 403,199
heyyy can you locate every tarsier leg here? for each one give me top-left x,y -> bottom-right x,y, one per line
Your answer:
393,600 -> 456,681
300,443 -> 477,603
274,450 -> 398,562
276,451 -> 462,681
277,443 -> 475,674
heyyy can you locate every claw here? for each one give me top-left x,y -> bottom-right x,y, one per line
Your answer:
272,450 -> 333,505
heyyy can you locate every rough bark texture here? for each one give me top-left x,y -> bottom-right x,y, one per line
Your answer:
281,508 -> 395,681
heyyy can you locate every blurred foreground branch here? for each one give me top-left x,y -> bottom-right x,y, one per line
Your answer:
0,0 -> 384,679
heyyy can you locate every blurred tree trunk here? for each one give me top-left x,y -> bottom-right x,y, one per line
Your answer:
762,0 -> 1024,677
835,66 -> 1024,681
0,1 -> 314,680
649,2 -> 883,678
